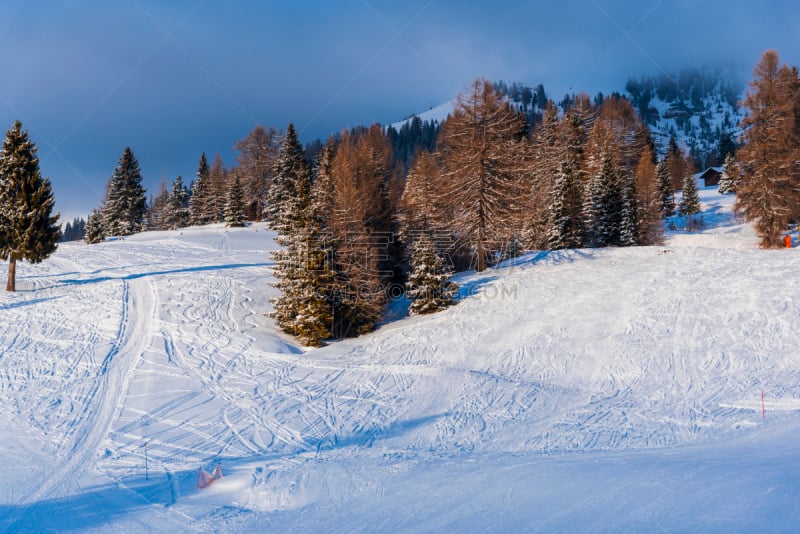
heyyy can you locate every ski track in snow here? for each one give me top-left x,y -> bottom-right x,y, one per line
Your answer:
2,276 -> 155,529
0,201 -> 799,530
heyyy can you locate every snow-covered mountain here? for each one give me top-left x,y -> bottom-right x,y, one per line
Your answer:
390,69 -> 745,168
625,67 -> 744,165
389,100 -> 454,131
1,187 -> 800,531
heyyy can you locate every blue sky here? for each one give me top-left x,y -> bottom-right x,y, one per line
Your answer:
1,0 -> 798,221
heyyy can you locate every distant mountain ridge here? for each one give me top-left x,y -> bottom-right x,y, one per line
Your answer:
389,67 -> 744,169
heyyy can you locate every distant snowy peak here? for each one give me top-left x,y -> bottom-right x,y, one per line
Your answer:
388,94 -> 539,132
390,100 -> 455,130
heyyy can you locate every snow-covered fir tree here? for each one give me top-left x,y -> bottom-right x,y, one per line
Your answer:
60,217 -> 86,242
656,160 -> 675,216
269,124 -> 330,344
546,101 -> 590,250
0,120 -> 61,291
167,175 -> 190,229
584,155 -> 625,247
224,173 -> 246,227
103,147 -> 147,236
269,189 -> 335,346
407,234 -> 457,315
547,155 -> 584,249
277,209 -> 337,346
264,123 -> 310,232
189,152 -> 213,226
583,163 -> 605,247
679,174 -> 701,216
523,101 -> 560,250
85,209 -> 105,244
619,171 -> 638,246
717,153 -> 736,194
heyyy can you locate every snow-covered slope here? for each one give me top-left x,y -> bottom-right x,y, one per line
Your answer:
389,100 -> 455,130
1,190 -> 800,532
645,90 -> 744,159
390,73 -> 744,166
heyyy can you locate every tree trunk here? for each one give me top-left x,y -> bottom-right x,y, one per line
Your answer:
6,255 -> 16,292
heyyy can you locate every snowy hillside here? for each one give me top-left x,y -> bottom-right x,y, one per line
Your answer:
636,82 -> 744,163
1,189 -> 800,531
389,100 -> 454,131
391,71 -> 744,167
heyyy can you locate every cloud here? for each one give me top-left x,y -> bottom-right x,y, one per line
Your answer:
2,0 -> 799,221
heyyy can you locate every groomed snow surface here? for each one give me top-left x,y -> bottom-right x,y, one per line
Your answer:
1,186 -> 799,532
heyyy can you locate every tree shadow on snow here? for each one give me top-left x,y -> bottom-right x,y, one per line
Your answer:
0,413 -> 449,531
306,412 -> 450,452
0,296 -> 63,310
0,470 -> 195,533
59,262 -> 272,286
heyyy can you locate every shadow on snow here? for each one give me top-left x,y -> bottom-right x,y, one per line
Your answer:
59,262 -> 273,286
0,413 -> 448,532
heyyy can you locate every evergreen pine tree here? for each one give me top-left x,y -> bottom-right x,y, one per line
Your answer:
524,101 -> 561,250
544,102 -> 590,250
583,163 -> 605,247
224,173 -> 247,227
656,160 -> 675,216
60,217 -> 86,242
189,152 -> 213,226
619,171 -> 638,246
283,143 -> 342,346
0,121 -> 61,291
718,153 -> 737,194
309,139 -> 336,229
407,234 -> 457,315
680,174 -> 701,216
283,213 -> 337,346
85,209 -> 105,244
546,162 -> 573,250
103,147 -> 147,236
269,186 -> 335,346
62,221 -> 73,242
167,175 -> 190,228
270,242 -> 303,336
265,123 -> 310,232
584,155 -> 624,247
717,131 -> 736,163
269,125 -> 332,344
